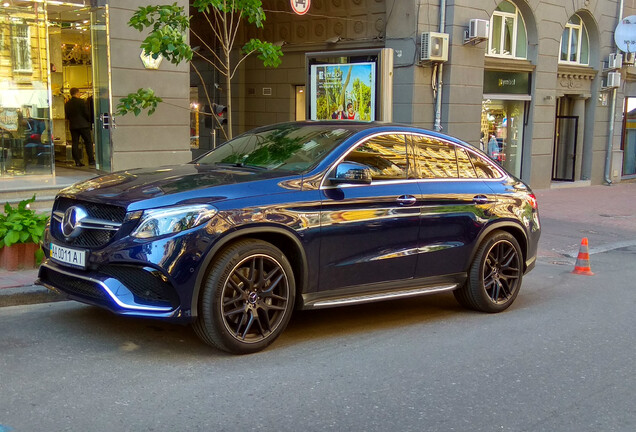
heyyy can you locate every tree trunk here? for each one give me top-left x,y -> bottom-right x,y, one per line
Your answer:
339,67 -> 353,107
226,71 -> 232,139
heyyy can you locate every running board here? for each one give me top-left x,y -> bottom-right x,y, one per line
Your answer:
303,284 -> 459,309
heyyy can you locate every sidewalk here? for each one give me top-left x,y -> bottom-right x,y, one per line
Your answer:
0,268 -> 64,306
535,181 -> 636,259
2,181 -> 636,307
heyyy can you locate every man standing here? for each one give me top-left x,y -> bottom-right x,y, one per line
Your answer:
65,87 -> 95,167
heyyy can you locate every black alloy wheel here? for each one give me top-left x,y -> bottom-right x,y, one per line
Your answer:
454,231 -> 523,313
193,239 -> 295,354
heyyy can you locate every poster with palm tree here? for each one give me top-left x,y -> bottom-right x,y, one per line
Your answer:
310,62 -> 375,121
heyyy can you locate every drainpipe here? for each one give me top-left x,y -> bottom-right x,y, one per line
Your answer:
604,0 -> 624,184
433,0 -> 447,132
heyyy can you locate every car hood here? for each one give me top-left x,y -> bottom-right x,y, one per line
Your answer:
58,164 -> 301,211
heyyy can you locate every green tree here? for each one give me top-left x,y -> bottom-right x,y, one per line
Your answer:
118,1 -> 283,140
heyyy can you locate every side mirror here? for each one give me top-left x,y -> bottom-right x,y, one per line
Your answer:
329,161 -> 372,185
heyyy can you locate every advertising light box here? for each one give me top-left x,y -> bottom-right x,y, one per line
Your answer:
310,62 -> 376,121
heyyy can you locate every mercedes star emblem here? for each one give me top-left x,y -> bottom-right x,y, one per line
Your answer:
61,206 -> 88,238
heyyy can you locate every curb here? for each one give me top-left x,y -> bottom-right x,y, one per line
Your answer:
564,239 -> 636,258
0,285 -> 67,308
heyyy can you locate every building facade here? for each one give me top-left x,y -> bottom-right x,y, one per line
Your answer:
192,0 -> 636,189
2,0 -> 636,191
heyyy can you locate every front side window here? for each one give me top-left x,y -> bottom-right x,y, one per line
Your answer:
560,14 -> 589,65
488,0 -> 527,59
344,134 -> 408,181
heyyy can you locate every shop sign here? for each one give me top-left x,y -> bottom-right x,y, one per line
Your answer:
291,0 -> 310,15
309,62 -> 376,121
483,71 -> 530,95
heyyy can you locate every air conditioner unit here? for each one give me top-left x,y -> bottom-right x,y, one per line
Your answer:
608,53 -> 623,70
421,32 -> 449,62
625,52 -> 636,65
468,19 -> 489,40
606,71 -> 621,88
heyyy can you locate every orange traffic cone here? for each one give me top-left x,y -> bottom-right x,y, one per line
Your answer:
572,237 -> 594,276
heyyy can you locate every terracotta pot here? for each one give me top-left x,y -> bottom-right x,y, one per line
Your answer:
0,243 -> 40,271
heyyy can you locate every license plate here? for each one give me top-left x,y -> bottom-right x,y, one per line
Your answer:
50,243 -> 87,269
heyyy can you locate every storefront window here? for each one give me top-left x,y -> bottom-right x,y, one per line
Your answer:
1,2 -> 52,177
481,99 -> 525,178
1,2 -> 112,178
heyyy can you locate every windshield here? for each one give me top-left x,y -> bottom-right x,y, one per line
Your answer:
194,124 -> 354,172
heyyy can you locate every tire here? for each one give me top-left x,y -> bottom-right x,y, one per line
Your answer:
454,231 -> 523,313
193,239 -> 296,354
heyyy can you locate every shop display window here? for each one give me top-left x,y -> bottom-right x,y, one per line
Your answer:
1,4 -> 52,177
481,99 -> 525,178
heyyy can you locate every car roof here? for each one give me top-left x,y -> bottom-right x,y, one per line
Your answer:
247,121 -> 467,146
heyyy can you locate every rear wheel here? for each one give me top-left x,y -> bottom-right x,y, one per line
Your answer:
193,239 -> 295,354
454,231 -> 523,313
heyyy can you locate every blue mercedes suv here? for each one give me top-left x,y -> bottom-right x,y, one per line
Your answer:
38,122 -> 540,354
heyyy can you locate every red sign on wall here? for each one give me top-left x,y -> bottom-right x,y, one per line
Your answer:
290,0 -> 310,15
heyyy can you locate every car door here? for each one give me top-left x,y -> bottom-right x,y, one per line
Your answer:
319,133 -> 421,292
407,133 -> 496,279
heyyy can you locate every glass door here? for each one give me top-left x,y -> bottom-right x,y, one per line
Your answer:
47,3 -> 111,172
623,97 -> 636,177
90,6 -> 112,172
552,115 -> 578,181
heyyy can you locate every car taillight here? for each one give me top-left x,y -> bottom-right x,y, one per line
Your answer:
527,193 -> 538,210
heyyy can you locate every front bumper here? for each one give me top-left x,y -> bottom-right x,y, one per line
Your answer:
39,220 -> 220,321
37,259 -> 184,319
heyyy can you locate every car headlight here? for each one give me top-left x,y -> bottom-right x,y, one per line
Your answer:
131,204 -> 218,239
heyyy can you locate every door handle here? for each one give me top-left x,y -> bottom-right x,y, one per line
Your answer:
473,195 -> 490,205
397,195 -> 417,206
100,113 -> 115,129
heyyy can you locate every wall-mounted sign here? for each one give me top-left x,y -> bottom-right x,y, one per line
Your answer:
140,50 -> 163,70
309,62 -> 376,121
290,0 -> 310,15
483,71 -> 530,95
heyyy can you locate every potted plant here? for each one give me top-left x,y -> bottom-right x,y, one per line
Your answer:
0,195 -> 49,271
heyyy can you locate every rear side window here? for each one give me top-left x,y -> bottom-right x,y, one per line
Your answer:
468,151 -> 501,179
344,134 -> 408,181
409,134 -> 459,179
457,148 -> 478,178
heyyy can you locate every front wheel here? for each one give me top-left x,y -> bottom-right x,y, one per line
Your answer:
454,231 -> 523,313
193,239 -> 295,354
